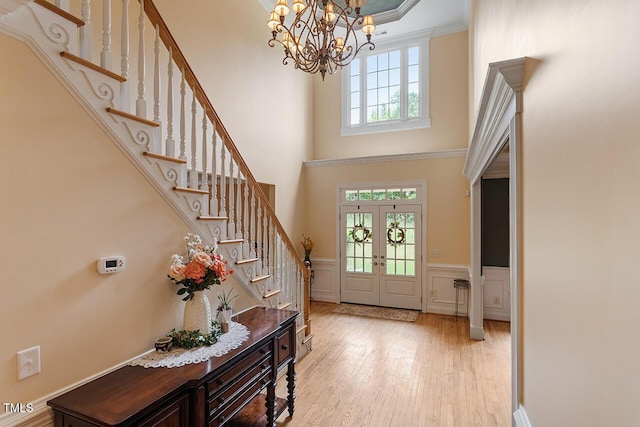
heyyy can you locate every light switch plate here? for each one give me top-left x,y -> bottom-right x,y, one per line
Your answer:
17,346 -> 40,380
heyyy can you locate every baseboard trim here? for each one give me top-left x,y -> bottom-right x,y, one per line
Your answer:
470,324 -> 485,340
513,405 -> 532,427
0,349 -> 156,427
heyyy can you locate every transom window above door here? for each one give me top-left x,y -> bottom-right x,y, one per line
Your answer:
344,187 -> 418,202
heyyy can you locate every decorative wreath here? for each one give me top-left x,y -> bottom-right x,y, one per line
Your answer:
386,221 -> 406,247
348,224 -> 372,244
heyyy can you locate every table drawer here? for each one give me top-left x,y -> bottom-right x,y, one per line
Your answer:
276,329 -> 293,366
208,355 -> 270,416
207,342 -> 271,398
208,371 -> 271,427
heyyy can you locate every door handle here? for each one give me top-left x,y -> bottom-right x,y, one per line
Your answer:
373,255 -> 378,259
373,262 -> 378,266
380,262 -> 385,266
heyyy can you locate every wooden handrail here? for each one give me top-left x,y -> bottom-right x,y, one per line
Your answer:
142,0 -> 306,274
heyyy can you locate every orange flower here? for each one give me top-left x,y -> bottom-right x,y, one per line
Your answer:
184,260 -> 206,283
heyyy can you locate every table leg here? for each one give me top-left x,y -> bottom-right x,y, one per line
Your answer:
286,360 -> 296,416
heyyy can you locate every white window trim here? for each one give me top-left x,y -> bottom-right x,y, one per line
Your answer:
340,30 -> 432,137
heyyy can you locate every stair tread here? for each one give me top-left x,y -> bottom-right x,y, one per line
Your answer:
62,52 -> 126,82
107,107 -> 159,126
263,289 -> 282,298
172,186 -> 209,195
278,302 -> 292,310
236,257 -> 258,265
143,151 -> 186,164
197,215 -> 228,221
296,325 -> 307,335
250,274 -> 271,283
34,0 -> 85,27
219,238 -> 244,244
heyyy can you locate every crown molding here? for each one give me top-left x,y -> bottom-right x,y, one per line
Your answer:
303,148 -> 467,168
463,57 -> 525,184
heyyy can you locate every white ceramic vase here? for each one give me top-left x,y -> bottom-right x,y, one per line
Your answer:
183,291 -> 212,333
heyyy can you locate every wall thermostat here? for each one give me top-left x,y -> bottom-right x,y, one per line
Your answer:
97,256 -> 126,274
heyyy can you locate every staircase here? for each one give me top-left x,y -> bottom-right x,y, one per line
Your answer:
0,0 -> 312,355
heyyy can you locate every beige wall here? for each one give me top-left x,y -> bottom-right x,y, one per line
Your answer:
313,31 -> 469,160
470,0 -> 640,425
153,0 -> 313,245
305,156 -> 470,266
0,35 -> 254,405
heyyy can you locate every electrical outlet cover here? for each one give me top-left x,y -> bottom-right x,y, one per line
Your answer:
17,346 -> 40,380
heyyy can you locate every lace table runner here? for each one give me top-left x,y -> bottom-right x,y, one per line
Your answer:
130,321 -> 250,368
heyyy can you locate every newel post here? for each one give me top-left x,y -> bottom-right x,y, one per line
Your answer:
303,264 -> 311,335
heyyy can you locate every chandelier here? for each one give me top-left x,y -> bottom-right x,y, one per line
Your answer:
267,0 -> 376,80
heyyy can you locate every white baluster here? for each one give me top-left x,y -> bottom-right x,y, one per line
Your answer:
201,111 -> 208,191
79,0 -> 92,60
189,92 -> 197,189
257,199 -> 262,269
120,0 -> 130,111
210,123 -> 218,216
153,25 -> 160,123
166,48 -> 175,157
262,209 -> 268,275
236,167 -> 242,239
136,0 -> 146,117
250,188 -> 256,258
55,0 -> 70,12
228,152 -> 235,237
268,217 -> 275,279
179,70 -> 186,160
100,0 -> 111,70
220,143 -> 227,217
243,177 -> 249,256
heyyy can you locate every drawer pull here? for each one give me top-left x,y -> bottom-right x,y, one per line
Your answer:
260,349 -> 266,354
281,344 -> 288,350
218,396 -> 226,404
217,378 -> 224,386
261,363 -> 267,369
219,415 -> 226,423
261,378 -> 268,386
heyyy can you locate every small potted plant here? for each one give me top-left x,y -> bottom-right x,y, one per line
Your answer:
217,288 -> 237,333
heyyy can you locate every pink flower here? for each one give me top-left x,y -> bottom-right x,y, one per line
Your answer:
168,264 -> 186,281
193,251 -> 213,267
184,261 -> 206,283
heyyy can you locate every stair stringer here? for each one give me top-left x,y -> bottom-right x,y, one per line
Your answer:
0,2 -> 271,308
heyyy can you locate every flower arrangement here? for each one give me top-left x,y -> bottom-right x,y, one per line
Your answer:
167,233 -> 233,301
300,234 -> 315,257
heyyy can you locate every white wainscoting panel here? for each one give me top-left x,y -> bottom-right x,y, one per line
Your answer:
482,266 -> 511,321
310,258 -> 339,303
426,264 -> 470,316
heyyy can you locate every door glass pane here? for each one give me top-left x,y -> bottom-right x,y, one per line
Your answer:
385,212 -> 416,277
345,212 -> 374,273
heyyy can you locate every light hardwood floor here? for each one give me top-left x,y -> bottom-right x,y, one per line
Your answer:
276,302 -> 511,427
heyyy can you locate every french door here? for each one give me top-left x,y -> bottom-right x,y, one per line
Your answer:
340,204 -> 422,310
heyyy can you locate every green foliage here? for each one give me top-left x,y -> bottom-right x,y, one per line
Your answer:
217,288 -> 238,311
367,90 -> 419,122
167,322 -> 222,349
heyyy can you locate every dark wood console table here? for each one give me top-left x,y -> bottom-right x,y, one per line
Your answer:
47,307 -> 298,426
